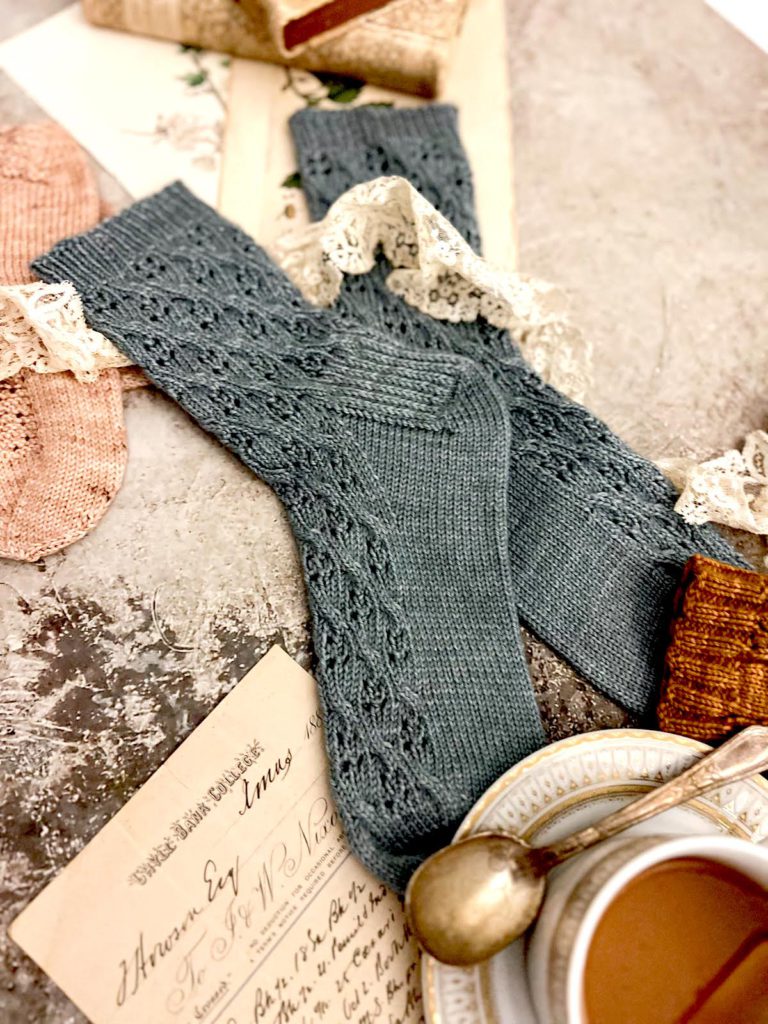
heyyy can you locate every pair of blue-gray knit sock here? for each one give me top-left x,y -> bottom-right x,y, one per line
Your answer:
289,104 -> 745,718
33,106 -> 740,893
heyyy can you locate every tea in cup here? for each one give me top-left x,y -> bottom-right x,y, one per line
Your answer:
527,834 -> 768,1024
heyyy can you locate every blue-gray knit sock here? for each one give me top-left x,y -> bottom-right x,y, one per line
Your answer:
33,183 -> 545,892
290,104 -> 746,719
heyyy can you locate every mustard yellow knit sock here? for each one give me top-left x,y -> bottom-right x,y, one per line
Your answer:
657,555 -> 768,741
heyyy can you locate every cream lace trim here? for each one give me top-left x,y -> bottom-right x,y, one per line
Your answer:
660,430 -> 768,550
277,176 -> 591,402
0,281 -> 131,382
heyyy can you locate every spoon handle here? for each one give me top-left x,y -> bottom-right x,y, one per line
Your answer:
537,725 -> 768,869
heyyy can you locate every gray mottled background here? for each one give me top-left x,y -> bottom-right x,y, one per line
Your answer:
1,1 -> 767,1020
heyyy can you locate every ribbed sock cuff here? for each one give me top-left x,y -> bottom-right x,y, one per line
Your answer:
657,555 -> 768,740
32,181 -> 232,291
289,103 -> 461,159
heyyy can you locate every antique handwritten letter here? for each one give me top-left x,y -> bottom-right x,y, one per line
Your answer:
10,647 -> 423,1024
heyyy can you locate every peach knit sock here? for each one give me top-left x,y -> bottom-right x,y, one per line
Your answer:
0,371 -> 126,560
0,122 -> 101,283
0,122 -> 128,561
657,555 -> 768,741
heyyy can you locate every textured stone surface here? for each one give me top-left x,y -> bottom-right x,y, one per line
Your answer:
1,0 -> 767,1020
0,394 -> 312,1024
507,0 -> 768,463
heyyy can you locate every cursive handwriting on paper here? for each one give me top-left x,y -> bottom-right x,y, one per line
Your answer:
10,648 -> 423,1024
239,748 -> 293,817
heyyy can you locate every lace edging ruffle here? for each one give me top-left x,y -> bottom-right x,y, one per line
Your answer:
276,175 -> 592,402
0,281 -> 132,383
660,430 -> 768,559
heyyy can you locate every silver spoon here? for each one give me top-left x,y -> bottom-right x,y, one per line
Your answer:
405,724 -> 768,966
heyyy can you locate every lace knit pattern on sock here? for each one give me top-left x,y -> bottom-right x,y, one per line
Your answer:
291,105 -> 482,251
277,175 -> 591,401
33,183 -> 509,889
291,105 -> 747,717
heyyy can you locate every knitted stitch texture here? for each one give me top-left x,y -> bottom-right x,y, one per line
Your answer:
0,122 -> 127,562
33,182 -> 546,892
289,104 -> 746,718
0,370 -> 126,560
0,122 -> 100,284
657,555 -> 768,742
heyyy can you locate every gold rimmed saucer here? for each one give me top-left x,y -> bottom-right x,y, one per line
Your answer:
423,728 -> 768,1024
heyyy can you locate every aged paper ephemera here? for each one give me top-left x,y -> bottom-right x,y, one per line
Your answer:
10,647 -> 422,1024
